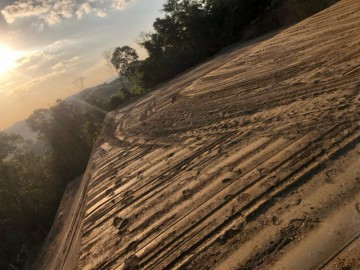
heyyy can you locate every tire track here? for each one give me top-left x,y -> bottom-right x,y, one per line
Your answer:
136,125 -> 358,269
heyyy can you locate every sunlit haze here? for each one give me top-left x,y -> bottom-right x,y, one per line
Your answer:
0,43 -> 22,74
0,0 -> 165,130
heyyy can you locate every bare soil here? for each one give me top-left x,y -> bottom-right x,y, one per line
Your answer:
40,0 -> 360,269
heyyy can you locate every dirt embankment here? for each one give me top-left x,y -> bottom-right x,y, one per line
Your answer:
39,0 -> 360,269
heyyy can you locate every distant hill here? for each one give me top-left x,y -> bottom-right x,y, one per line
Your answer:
65,77 -> 128,110
5,120 -> 38,141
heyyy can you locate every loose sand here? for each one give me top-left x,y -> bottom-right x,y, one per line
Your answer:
38,0 -> 360,269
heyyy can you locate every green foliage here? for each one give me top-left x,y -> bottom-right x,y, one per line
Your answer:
27,100 -> 102,184
0,133 -> 61,269
136,0 -> 281,88
1,80 -> 127,267
110,0 -> 308,92
147,0 -> 334,90
111,46 -> 139,79
130,69 -> 146,95
109,90 -> 126,110
0,94 -> 111,268
131,84 -> 146,95
106,0 -> 331,93
0,133 -> 22,160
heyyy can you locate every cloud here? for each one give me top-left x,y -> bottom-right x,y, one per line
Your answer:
16,49 -> 58,70
0,37 -> 81,98
0,0 -> 134,27
76,3 -> 92,19
51,56 -> 80,71
1,0 -> 51,24
6,69 -> 66,97
26,64 -> 38,70
45,39 -> 71,50
1,0 -> 75,26
14,38 -> 75,74
96,10 -> 107,18
112,0 -> 132,10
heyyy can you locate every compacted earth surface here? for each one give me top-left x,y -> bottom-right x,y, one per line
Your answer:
37,0 -> 360,269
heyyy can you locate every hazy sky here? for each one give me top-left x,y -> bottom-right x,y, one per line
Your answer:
0,0 -> 165,130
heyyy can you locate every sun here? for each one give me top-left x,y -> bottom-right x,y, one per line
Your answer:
0,44 -> 21,74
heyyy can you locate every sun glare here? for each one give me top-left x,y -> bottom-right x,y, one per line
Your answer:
0,44 -> 21,74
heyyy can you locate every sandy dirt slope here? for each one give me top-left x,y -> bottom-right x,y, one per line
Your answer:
62,0 -> 360,269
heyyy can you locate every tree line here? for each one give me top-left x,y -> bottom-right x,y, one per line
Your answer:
107,0 -> 283,91
107,0 -> 336,92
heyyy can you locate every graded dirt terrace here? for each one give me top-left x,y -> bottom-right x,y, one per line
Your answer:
44,0 -> 360,269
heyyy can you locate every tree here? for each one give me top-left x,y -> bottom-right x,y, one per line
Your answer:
73,76 -> 91,100
109,46 -> 139,92
0,133 -> 22,160
27,101 -> 93,184
0,132 -> 60,269
103,48 -> 117,76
